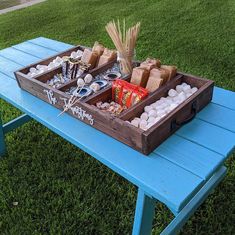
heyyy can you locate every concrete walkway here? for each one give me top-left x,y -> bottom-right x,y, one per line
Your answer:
0,0 -> 46,15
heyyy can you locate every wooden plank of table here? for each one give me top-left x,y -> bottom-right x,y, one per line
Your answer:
0,72 -> 203,212
176,119 -> 235,157
154,135 -> 224,180
212,87 -> 235,111
0,55 -> 23,78
28,37 -> 74,52
12,41 -> 58,59
196,103 -> 235,133
0,47 -> 40,66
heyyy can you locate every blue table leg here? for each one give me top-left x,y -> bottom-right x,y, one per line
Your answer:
0,113 -> 6,157
132,188 -> 156,235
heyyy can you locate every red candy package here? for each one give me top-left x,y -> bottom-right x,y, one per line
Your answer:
112,80 -> 123,103
112,80 -> 148,108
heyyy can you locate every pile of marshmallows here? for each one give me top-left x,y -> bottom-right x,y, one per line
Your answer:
128,82 -> 198,131
27,50 -> 84,78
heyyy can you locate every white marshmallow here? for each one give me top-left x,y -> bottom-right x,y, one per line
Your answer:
29,67 -> 37,73
151,102 -> 158,109
176,84 -> 184,93
178,92 -> 186,102
183,85 -> 191,92
140,112 -> 148,121
140,119 -> 147,125
144,106 -> 152,113
134,117 -> 141,122
168,89 -> 178,97
55,56 -> 63,64
131,119 -> 139,127
76,50 -> 83,58
186,93 -> 192,98
169,103 -> 178,110
191,87 -> 198,94
140,120 -> 148,130
71,51 -> 79,59
84,74 -> 93,84
147,116 -> 155,123
155,105 -> 163,111
160,97 -> 167,103
148,110 -> 158,118
77,78 -> 85,87
165,98 -> 173,105
157,110 -> 166,116
163,107 -> 170,114
160,102 -> 168,109
155,100 -> 163,106
28,72 -> 36,78
90,83 -> 100,92
48,62 -> 55,69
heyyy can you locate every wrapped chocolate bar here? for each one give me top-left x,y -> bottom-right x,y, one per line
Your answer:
145,76 -> 163,92
112,79 -> 123,103
140,58 -> 161,71
62,57 -> 79,80
81,48 -> 98,69
62,57 -> 90,80
97,48 -> 117,67
130,67 -> 149,87
161,65 -> 177,81
92,41 -> 105,57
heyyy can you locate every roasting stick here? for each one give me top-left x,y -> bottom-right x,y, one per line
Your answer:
58,84 -> 86,117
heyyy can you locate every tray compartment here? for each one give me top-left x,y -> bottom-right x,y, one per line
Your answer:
17,46 -> 84,77
120,72 -> 214,154
15,45 -> 117,89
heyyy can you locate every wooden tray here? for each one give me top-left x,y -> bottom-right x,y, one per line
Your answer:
14,47 -> 214,155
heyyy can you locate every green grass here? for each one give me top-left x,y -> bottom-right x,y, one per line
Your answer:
0,0 -> 234,234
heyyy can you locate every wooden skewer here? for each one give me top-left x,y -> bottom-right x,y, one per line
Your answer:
58,84 -> 86,117
105,20 -> 140,74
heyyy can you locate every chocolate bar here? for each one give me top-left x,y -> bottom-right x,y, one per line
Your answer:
161,65 -> 177,81
130,67 -> 149,87
81,49 -> 98,69
140,58 -> 161,71
97,48 -> 117,67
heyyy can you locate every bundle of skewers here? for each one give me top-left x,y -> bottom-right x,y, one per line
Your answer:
106,20 -> 140,75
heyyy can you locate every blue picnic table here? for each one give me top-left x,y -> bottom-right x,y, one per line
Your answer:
0,37 -> 234,235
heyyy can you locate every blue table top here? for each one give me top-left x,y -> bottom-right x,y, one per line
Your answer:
0,37 -> 234,213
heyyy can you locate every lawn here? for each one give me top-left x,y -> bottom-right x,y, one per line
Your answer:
0,0 -> 234,234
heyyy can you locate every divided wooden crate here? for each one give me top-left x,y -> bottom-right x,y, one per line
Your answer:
14,46 -> 214,155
